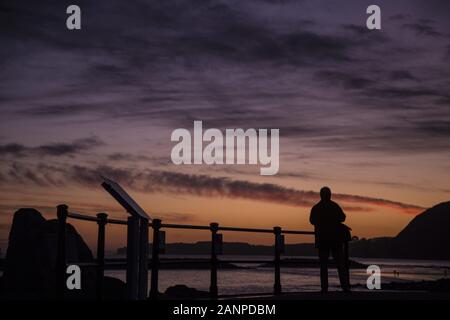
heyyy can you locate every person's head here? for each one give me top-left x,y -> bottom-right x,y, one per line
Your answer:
320,186 -> 331,201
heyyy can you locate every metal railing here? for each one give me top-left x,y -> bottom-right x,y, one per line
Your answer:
55,204 -> 316,300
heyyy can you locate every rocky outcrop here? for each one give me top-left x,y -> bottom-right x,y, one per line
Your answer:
393,202 -> 450,259
1,208 -> 125,299
163,285 -> 210,299
349,202 -> 450,260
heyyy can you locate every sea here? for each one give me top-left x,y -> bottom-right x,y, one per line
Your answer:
105,255 -> 450,295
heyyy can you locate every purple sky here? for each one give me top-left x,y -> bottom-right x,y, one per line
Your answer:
1,0 -> 449,249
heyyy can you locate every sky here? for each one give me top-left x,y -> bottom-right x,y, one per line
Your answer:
1,0 -> 449,253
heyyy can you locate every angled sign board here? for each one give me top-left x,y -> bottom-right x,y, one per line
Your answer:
101,176 -> 150,220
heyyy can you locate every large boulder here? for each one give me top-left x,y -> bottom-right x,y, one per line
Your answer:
1,208 -> 125,299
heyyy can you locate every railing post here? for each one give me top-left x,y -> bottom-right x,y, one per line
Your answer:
126,216 -> 139,300
209,222 -> 219,299
344,241 -> 350,287
138,218 -> 149,300
96,213 -> 108,300
273,226 -> 282,295
150,219 -> 161,299
56,204 -> 68,299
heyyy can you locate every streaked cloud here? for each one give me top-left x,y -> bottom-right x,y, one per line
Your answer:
0,162 -> 424,215
0,137 -> 103,157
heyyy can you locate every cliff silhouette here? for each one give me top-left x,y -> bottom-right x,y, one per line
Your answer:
350,201 -> 450,260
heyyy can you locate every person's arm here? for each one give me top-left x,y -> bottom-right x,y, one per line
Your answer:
336,203 -> 346,222
309,207 -> 317,225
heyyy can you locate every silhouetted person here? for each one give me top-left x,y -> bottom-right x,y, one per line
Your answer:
310,187 -> 350,293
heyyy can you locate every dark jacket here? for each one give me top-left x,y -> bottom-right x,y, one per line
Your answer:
310,200 -> 346,247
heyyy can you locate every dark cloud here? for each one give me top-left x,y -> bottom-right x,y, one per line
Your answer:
388,70 -> 418,81
1,0 -> 355,68
6,162 -> 50,186
107,153 -> 172,166
445,44 -> 450,60
36,137 -> 103,156
304,128 -> 450,154
366,86 -> 442,99
403,20 -> 443,37
413,120 -> 450,137
0,137 -> 104,157
315,70 -> 375,90
107,153 -> 151,162
389,14 -> 411,21
0,143 -> 26,156
19,104 -> 98,118
342,24 -> 369,36
436,96 -> 450,105
341,24 -> 388,43
276,32 -> 353,64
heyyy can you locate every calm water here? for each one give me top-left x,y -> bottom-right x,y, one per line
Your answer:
105,255 -> 450,295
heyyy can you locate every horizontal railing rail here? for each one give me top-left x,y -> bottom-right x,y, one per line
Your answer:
68,212 -> 128,225
56,204 -> 323,300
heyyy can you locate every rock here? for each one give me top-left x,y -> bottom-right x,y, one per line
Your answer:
163,285 -> 210,299
2,208 -> 60,298
102,276 -> 127,300
1,208 -> 125,300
